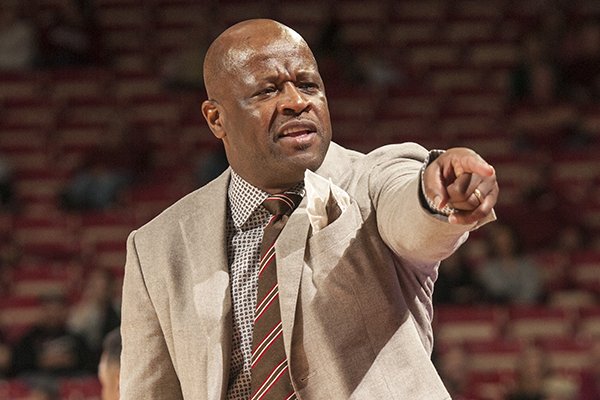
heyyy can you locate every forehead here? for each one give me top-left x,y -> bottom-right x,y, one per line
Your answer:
224,34 -> 317,80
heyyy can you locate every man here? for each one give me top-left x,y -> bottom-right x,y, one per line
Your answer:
120,19 -> 498,399
98,328 -> 121,400
12,294 -> 93,378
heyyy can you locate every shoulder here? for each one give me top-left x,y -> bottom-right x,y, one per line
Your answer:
318,141 -> 428,189
320,142 -> 428,174
134,169 -> 230,242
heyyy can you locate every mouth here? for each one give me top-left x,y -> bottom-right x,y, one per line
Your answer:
276,121 -> 318,141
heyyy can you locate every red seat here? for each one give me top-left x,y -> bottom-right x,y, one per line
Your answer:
128,94 -> 182,125
390,1 -> 448,22
94,240 -> 128,271
570,250 -> 600,293
434,306 -> 505,345
13,216 -> 79,261
155,2 -> 209,26
59,376 -> 102,399
466,370 -> 515,400
389,21 -> 438,47
96,3 -> 149,29
531,251 -> 569,292
429,66 -> 486,92
468,41 -> 519,68
79,211 -> 135,248
0,379 -> 31,399
2,98 -> 58,129
113,72 -> 162,99
0,71 -> 44,101
12,264 -> 73,297
0,296 -> 42,343
0,127 -> 48,152
442,20 -> 495,43
538,337 -> 594,375
507,306 -> 573,341
50,68 -> 110,100
466,339 -> 523,373
578,306 -> 600,338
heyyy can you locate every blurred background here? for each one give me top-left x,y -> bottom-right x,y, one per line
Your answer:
0,0 -> 598,399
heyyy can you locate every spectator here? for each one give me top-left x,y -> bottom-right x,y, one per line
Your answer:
0,154 -> 15,211
558,22 -> 600,102
434,246 -> 484,305
60,158 -> 128,211
0,238 -> 21,295
478,224 -> 542,304
543,376 -> 578,400
35,0 -> 97,68
515,162 -> 563,250
0,0 -> 36,70
59,117 -> 151,211
194,145 -> 228,188
68,269 -> 120,364
0,331 -> 13,378
436,346 -> 471,400
22,380 -> 59,400
98,328 -> 121,400
555,224 -> 590,254
313,9 -> 363,84
578,339 -> 600,400
511,34 -> 560,105
12,294 -> 93,378
161,23 -> 211,92
507,345 -> 549,400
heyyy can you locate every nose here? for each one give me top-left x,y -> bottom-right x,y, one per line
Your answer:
278,82 -> 311,116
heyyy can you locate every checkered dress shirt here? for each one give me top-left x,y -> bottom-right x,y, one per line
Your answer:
225,171 -> 304,400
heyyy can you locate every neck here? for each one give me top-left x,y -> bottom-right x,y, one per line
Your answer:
232,169 -> 303,194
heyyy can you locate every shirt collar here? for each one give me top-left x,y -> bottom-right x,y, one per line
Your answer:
227,171 -> 305,229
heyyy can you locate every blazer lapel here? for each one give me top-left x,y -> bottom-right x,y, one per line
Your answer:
275,143 -> 347,357
276,198 -> 310,357
179,169 -> 232,399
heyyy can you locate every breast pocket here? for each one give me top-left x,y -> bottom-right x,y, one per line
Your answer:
306,199 -> 363,273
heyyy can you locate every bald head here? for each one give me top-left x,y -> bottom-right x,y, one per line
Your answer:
200,19 -> 331,193
203,19 -> 314,101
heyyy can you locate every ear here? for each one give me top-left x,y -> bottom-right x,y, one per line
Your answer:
201,100 -> 226,139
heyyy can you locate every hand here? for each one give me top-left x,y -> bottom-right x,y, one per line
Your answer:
423,148 -> 498,225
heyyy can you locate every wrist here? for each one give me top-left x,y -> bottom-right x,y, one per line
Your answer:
420,150 -> 455,217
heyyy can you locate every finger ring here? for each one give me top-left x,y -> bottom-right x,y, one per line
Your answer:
473,188 -> 483,204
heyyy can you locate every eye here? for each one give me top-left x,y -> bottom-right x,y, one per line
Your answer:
298,82 -> 319,92
253,86 -> 277,97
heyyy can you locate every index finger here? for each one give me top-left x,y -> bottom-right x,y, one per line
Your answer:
452,156 -> 495,178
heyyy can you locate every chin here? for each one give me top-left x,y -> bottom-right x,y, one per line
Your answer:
293,151 -> 326,173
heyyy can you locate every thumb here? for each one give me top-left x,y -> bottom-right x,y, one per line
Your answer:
424,162 -> 451,208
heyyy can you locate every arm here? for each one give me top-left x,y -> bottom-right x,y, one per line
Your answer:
120,231 -> 184,400
369,144 -> 497,267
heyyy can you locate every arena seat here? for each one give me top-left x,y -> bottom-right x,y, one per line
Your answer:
578,306 -> 600,338
570,250 -> 600,293
466,339 -> 523,373
434,306 -> 505,345
507,306 -> 573,341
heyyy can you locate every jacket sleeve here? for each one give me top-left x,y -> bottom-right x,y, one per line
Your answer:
367,144 -> 478,273
120,230 -> 184,400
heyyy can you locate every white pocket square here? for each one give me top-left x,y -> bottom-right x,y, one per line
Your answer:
305,169 -> 351,233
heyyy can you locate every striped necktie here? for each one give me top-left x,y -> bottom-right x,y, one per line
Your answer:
250,192 -> 303,400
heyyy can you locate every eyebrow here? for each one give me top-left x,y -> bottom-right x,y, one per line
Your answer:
257,69 -> 319,84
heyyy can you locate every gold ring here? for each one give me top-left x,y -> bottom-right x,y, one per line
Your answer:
473,188 -> 483,204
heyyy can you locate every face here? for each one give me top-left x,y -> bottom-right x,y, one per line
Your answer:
203,25 -> 332,193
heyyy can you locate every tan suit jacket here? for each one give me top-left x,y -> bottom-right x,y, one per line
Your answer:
121,142 -> 491,399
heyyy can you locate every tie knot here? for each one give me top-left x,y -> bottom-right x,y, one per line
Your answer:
262,193 -> 303,217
